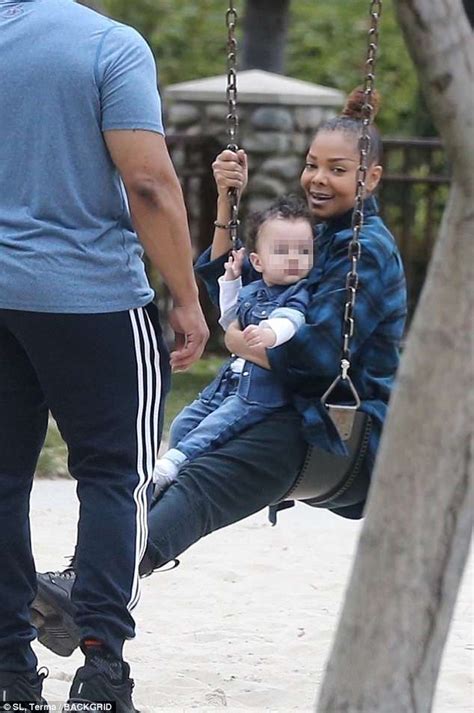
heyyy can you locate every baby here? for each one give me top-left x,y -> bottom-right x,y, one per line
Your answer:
153,194 -> 314,492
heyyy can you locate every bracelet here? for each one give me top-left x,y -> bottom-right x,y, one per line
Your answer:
214,219 -> 240,230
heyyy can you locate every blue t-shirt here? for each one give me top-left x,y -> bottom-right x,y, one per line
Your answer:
0,0 -> 164,312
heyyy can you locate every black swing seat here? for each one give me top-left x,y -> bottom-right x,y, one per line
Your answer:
269,412 -> 372,523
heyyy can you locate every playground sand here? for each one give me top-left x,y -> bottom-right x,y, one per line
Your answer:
31,478 -> 472,712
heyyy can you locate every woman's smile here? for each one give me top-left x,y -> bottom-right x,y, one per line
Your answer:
300,130 -> 382,221
308,191 -> 335,207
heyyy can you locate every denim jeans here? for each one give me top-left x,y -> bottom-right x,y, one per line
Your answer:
147,407 -> 308,568
146,404 -> 370,570
169,391 -> 276,462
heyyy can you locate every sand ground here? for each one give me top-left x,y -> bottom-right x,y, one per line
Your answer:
30,479 -> 472,712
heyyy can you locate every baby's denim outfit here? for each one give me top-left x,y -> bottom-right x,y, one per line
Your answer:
169,279 -> 309,461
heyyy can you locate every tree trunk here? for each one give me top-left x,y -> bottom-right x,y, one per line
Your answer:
241,0 -> 291,73
317,1 -> 473,711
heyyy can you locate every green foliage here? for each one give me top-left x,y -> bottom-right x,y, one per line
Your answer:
288,1 -> 431,135
36,417 -> 69,478
103,0 -> 228,86
102,0 -> 430,136
164,355 -> 223,428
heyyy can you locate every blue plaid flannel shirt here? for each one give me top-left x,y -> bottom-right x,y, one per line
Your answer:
195,196 -> 407,461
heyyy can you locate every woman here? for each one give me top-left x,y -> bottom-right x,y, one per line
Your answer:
34,90 -> 407,654
141,90 -> 407,568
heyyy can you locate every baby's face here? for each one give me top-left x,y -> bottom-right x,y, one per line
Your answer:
251,217 -> 314,286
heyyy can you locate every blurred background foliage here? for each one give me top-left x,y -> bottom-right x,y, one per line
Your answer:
101,0 -> 434,136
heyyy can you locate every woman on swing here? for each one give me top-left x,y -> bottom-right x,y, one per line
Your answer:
34,88 -> 407,674
142,88 -> 406,553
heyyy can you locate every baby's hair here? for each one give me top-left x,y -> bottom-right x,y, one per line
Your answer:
316,87 -> 383,164
245,194 -> 313,254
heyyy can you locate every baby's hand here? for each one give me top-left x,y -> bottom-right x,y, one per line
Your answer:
242,324 -> 276,348
223,248 -> 245,281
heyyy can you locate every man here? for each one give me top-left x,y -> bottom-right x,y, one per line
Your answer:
0,0 -> 208,710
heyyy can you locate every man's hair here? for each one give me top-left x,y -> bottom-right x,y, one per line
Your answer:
245,194 -> 313,254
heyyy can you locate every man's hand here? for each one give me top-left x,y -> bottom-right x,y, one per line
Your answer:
223,248 -> 246,281
169,303 -> 209,372
242,324 -> 276,348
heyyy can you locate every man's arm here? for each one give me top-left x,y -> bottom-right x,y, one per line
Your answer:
104,130 -> 209,370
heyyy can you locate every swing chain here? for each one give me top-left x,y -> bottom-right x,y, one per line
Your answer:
341,0 -> 382,368
226,2 -> 239,152
322,1 -> 382,440
225,1 -> 240,247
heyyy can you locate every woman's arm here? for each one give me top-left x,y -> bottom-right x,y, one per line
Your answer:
225,321 -> 270,370
267,231 -> 407,390
210,149 -> 248,260
194,149 -> 253,306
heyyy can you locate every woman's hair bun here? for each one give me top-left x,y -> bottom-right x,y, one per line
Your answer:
341,86 -> 381,122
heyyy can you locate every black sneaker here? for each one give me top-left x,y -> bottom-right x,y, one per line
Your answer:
0,668 -> 49,710
139,550 -> 179,578
31,556 -> 179,656
65,663 -> 138,713
31,567 -> 80,657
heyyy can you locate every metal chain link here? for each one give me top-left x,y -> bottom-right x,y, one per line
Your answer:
225,1 -> 240,248
321,0 -> 382,438
223,1 -> 382,416
340,0 -> 382,377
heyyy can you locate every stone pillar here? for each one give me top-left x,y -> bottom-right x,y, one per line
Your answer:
165,70 -> 344,219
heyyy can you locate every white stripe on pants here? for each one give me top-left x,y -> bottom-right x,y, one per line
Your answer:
128,307 -> 161,611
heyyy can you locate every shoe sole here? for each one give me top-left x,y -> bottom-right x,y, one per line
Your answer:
31,592 -> 80,657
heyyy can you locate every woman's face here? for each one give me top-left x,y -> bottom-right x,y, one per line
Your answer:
300,130 -> 382,221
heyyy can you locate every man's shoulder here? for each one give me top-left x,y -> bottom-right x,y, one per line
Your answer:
48,1 -> 140,45
47,0 -> 115,28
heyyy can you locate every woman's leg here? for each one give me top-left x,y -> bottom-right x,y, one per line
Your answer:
146,406 -> 307,568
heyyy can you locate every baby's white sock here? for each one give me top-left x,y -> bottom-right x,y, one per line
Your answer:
153,448 -> 187,492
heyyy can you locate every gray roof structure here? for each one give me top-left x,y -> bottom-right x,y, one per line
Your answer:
165,69 -> 345,107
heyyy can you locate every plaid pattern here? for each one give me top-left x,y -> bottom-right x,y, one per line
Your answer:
195,197 -> 407,457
